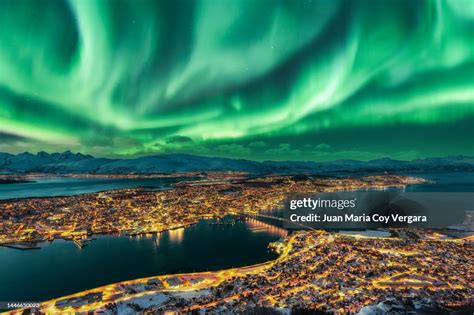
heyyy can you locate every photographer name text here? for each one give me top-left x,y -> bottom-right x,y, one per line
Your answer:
290,213 -> 427,224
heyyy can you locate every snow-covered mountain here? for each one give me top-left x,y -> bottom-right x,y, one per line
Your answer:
1,152 -> 473,174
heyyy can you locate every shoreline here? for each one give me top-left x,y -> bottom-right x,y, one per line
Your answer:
0,175 -> 427,248
4,230 -> 472,314
2,174 -> 473,313
0,222 -> 200,250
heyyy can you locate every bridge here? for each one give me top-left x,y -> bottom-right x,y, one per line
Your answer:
245,213 -> 316,231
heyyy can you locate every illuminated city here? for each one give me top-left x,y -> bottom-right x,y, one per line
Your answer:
4,228 -> 472,313
2,174 -> 473,314
0,175 -> 421,248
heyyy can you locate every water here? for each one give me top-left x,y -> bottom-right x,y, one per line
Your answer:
0,171 -> 471,303
398,171 -> 474,192
351,172 -> 474,228
0,219 -> 282,302
0,177 -> 195,200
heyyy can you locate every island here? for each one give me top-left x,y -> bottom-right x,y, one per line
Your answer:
0,175 -> 423,248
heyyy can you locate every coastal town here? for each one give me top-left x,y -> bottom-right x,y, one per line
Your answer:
5,229 -> 472,314
2,174 -> 473,313
0,174 -> 423,248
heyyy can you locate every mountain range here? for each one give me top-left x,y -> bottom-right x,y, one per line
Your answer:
1,151 -> 474,174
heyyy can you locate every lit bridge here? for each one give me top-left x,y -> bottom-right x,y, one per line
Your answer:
244,213 -> 316,231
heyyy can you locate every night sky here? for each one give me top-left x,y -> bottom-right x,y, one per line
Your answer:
0,0 -> 473,161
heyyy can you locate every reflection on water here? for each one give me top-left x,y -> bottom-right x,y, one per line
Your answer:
246,218 -> 288,238
168,227 -> 185,243
1,172 -> 471,303
130,227 -> 185,245
0,219 -> 279,302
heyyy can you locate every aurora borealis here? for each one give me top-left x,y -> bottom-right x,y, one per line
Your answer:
0,0 -> 473,161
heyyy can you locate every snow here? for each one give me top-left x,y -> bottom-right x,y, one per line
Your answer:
170,289 -> 211,299
116,292 -> 169,313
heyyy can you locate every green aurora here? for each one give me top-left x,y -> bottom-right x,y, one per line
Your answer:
0,0 -> 473,161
